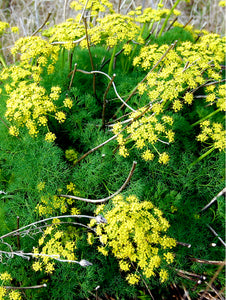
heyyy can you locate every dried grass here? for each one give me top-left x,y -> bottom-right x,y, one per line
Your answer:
0,0 -> 225,63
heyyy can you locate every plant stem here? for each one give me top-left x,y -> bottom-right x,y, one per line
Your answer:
61,161 -> 137,203
114,40 -> 177,116
102,73 -> 116,130
69,63 -> 77,90
4,284 -> 47,290
83,16 -> 96,97
200,188 -> 226,212
0,53 -> 7,68
158,0 -> 182,37
190,147 -> 215,167
31,12 -> 52,36
190,258 -> 226,266
0,215 -> 101,240
191,108 -> 221,127
108,45 -> 117,75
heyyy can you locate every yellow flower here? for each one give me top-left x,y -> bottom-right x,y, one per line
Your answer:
71,207 -> 80,215
158,152 -> 169,164
126,273 -> 140,285
87,232 -> 94,245
98,246 -> 108,256
9,290 -> 22,300
142,149 -> 155,161
63,97 -> 73,109
0,287 -> 7,298
45,132 -> 56,142
219,0 -> 226,7
172,100 -> 183,112
55,111 -> 66,123
32,261 -> 43,272
184,92 -> 193,105
159,269 -> 168,283
9,126 -> 19,137
164,252 -> 174,264
123,43 -> 133,55
37,182 -> 45,191
11,26 -> 19,33
0,272 -> 12,281
119,260 -> 130,271
45,262 -> 55,274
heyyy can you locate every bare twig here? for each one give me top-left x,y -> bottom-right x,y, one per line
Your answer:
182,284 -> 192,300
79,0 -> 90,24
4,284 -> 47,290
59,161 -> 137,203
207,225 -> 226,248
183,17 -> 193,29
83,16 -> 96,98
200,263 -> 225,300
16,216 -> 20,250
176,269 -> 206,281
114,40 -> 178,116
190,258 -> 226,266
177,241 -> 191,248
74,105 -> 149,165
0,215 -> 106,240
69,63 -> 77,90
201,188 -> 226,212
75,69 -> 135,112
102,73 -> 116,130
31,12 -> 52,36
51,35 -> 86,45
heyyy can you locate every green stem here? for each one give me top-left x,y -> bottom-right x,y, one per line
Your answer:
191,108 -> 221,127
108,45 -> 117,75
158,0 -> 182,37
0,53 -> 7,68
190,147 -> 215,167
125,24 -> 146,73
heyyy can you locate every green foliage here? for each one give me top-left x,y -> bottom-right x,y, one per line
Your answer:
0,1 -> 225,299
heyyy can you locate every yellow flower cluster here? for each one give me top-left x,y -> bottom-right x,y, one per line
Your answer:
43,19 -> 86,51
11,36 -> 59,65
33,226 -> 77,275
5,81 -> 59,139
80,13 -> 143,48
128,6 -> 180,24
0,22 -> 9,36
0,34 -> 75,141
113,111 -> 174,163
133,34 -> 225,106
197,121 -> 226,151
94,194 -> 176,285
129,33 -> 225,157
218,0 -> 226,7
0,273 -> 22,300
35,182 -> 81,216
70,0 -> 114,15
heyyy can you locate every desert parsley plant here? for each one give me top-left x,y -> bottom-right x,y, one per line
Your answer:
0,0 -> 225,299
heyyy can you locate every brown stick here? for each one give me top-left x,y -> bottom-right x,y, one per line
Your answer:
200,263 -> 225,300
16,216 -> 20,250
31,12 -> 52,36
74,105 -> 149,165
59,161 -> 137,203
69,63 -> 77,90
190,258 -> 226,266
4,284 -> 47,289
102,74 -> 116,130
83,16 -> 96,98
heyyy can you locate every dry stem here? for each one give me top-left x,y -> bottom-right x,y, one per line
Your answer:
59,161 -> 137,203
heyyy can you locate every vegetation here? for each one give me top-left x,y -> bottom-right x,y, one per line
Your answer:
0,0 -> 225,299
